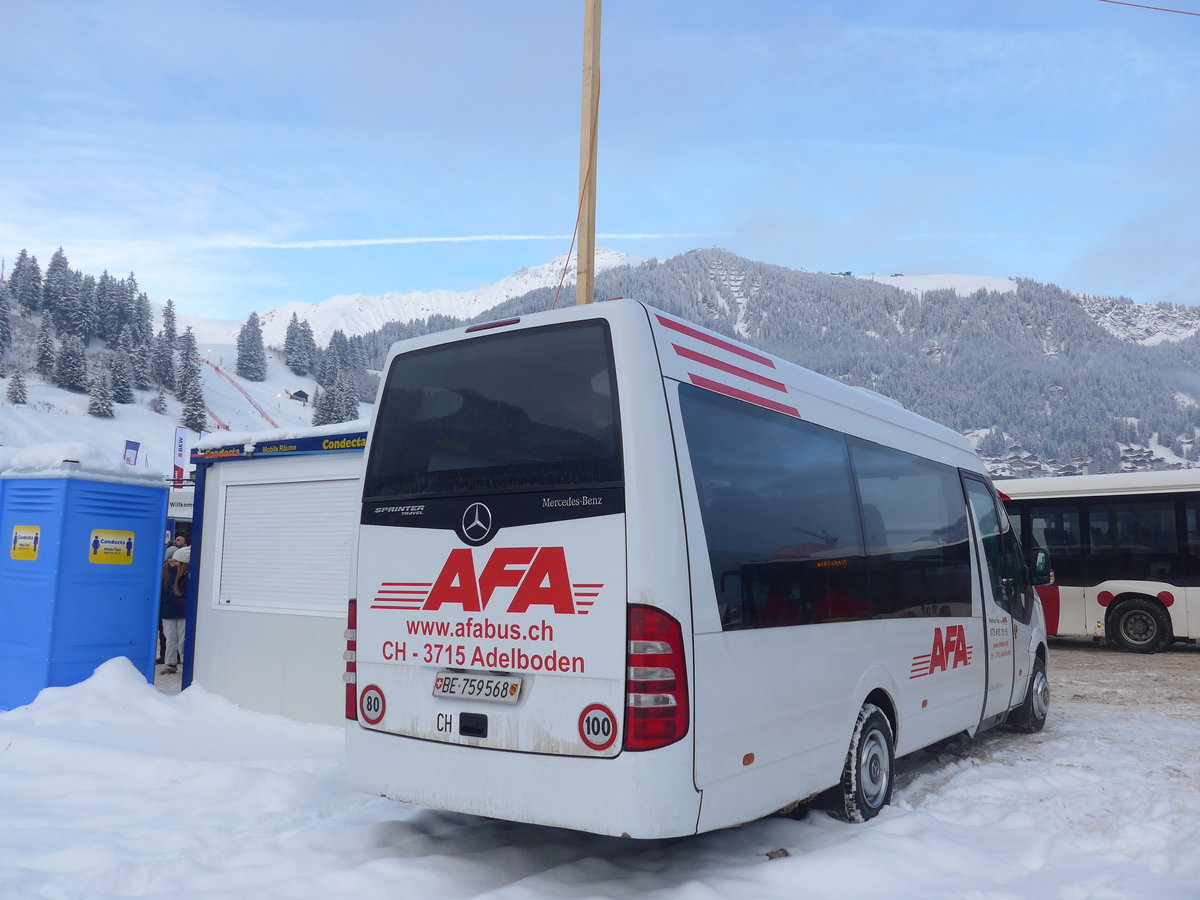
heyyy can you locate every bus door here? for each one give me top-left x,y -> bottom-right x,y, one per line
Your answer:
963,475 -> 1033,719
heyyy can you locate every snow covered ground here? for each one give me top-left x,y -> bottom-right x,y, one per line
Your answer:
2,640 -> 1197,899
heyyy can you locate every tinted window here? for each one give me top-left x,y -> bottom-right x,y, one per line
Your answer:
850,440 -> 972,618
363,321 -> 621,499
1027,503 -> 1086,585
965,477 -> 1031,622
1087,499 -> 1178,582
1182,503 -> 1200,584
679,386 -> 869,630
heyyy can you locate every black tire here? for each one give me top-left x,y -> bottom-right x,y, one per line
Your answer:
830,703 -> 894,823
1110,598 -> 1172,654
1008,655 -> 1049,734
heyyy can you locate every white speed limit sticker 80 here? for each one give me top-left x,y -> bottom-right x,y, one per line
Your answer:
578,703 -> 618,751
359,685 -> 386,725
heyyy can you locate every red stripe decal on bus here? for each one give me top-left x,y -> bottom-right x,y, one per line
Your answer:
1035,585 -> 1060,635
688,374 -> 801,418
655,315 -> 776,367
671,344 -> 788,393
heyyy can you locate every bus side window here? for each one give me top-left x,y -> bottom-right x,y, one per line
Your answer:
679,385 -> 869,631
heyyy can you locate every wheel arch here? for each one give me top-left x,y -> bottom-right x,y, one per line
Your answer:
862,686 -> 898,748
1104,591 -> 1169,628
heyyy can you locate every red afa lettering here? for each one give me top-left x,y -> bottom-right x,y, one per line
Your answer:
417,547 -> 591,615
910,624 -> 973,679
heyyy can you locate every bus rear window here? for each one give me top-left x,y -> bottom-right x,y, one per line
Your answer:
364,320 -> 622,499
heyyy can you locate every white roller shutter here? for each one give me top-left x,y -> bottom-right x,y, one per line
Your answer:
219,478 -> 358,612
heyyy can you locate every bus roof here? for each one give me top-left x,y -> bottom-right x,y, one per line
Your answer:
999,469 -> 1200,500
390,299 -> 982,474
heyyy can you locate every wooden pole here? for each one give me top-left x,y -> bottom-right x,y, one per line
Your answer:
576,0 -> 601,306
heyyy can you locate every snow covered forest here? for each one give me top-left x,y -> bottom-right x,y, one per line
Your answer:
6,245 -> 1200,475
0,248 -> 370,433
350,249 -> 1200,476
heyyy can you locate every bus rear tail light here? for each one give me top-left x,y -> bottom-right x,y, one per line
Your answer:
344,598 -> 357,720
624,605 -> 689,751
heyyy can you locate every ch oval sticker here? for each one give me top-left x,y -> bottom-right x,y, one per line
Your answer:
359,684 -> 386,725
579,703 -> 618,751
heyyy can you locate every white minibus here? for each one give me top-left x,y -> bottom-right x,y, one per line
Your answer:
345,299 -> 1049,838
1003,470 -> 1200,653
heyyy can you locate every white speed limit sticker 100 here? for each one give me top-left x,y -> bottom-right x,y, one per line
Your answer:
578,703 -> 618,751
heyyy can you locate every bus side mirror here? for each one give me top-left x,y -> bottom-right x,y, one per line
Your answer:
1029,548 -> 1054,586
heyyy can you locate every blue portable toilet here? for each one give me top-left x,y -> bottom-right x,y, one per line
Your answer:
0,442 -> 169,710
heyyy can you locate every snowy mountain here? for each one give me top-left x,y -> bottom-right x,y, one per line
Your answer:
1076,292 -> 1200,346
339,247 -> 1200,478
5,246 -> 1200,479
182,248 -> 632,348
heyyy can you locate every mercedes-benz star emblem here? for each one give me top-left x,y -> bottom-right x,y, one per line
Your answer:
461,502 -> 493,543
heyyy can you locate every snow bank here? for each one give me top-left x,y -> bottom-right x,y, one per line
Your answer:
2,646 -> 1199,898
0,441 -> 167,485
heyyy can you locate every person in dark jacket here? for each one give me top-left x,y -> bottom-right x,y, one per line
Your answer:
159,546 -> 189,675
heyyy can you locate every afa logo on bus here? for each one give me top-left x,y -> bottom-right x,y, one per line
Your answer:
909,625 -> 974,679
375,546 -> 603,616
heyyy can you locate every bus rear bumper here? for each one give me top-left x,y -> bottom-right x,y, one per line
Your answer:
345,725 -> 701,839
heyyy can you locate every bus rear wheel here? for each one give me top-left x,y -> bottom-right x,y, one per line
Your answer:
830,703 -> 894,823
1111,598 -> 1172,654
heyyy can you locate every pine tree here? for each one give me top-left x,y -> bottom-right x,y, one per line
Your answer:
7,371 -> 27,404
86,367 -> 115,418
133,291 -> 154,347
0,283 -> 12,355
42,247 -> 72,326
150,389 -> 168,414
101,272 -> 138,347
161,298 -> 178,351
296,320 -> 317,375
130,341 -> 154,390
79,274 -> 98,343
310,385 -> 334,426
151,332 -> 176,391
176,327 -> 201,402
36,319 -> 57,379
94,271 -> 116,341
326,329 -> 350,370
316,352 -> 340,389
54,335 -> 90,393
110,346 -> 135,404
9,249 -> 43,312
283,313 -> 305,374
55,276 -> 90,340
337,370 -> 360,423
236,312 -> 267,381
180,378 -> 207,432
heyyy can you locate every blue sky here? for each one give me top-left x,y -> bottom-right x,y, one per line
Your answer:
2,0 -> 1198,321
